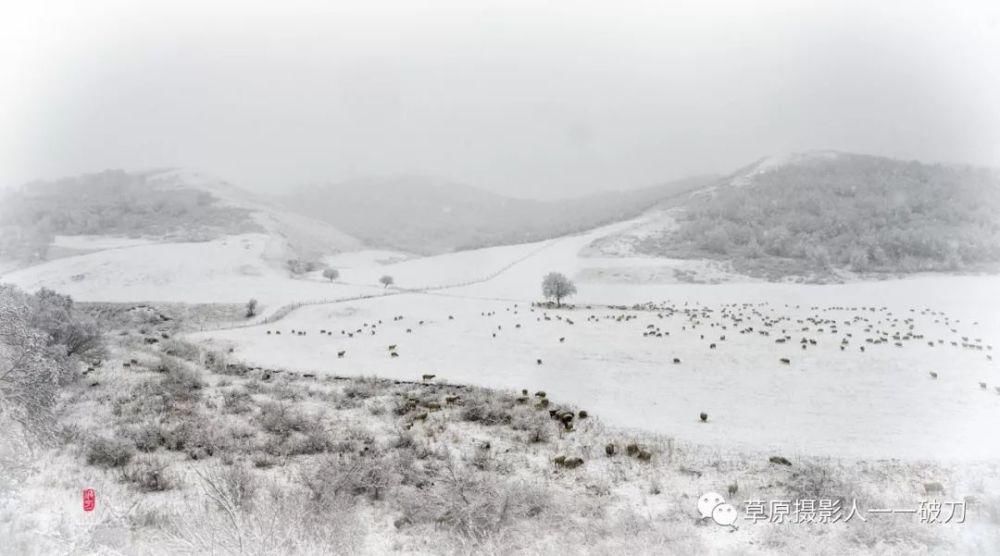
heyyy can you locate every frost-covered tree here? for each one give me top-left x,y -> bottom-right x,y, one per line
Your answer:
0,285 -> 78,440
322,268 -> 340,282
542,272 -> 576,307
379,275 -> 394,288
28,288 -> 103,360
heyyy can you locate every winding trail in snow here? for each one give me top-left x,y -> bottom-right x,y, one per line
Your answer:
199,235 -> 567,332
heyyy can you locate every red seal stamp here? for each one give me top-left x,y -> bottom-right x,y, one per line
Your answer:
83,488 -> 96,512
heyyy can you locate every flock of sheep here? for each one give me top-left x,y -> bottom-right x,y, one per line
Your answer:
259,299 -> 996,394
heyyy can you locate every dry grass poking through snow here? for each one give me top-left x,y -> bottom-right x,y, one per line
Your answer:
2,326 -> 1000,555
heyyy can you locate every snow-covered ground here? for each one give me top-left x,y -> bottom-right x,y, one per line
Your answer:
193,276 -> 1000,461
0,234 -> 382,310
4,215 -> 999,461
51,235 -> 159,251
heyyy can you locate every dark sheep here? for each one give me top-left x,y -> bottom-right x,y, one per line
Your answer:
337,350 -> 346,358
700,412 -> 708,422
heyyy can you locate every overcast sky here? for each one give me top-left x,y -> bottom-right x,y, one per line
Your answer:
2,0 -> 999,198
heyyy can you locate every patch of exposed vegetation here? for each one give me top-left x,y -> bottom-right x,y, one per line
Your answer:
636,153 -> 1000,279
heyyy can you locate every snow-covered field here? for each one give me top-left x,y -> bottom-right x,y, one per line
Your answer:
5,216 -> 999,461
194,278 -> 1000,461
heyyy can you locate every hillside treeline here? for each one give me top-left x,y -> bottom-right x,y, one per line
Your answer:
0,170 -> 259,262
638,155 -> 1000,274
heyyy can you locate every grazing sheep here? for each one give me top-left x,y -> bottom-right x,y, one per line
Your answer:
980,382 -> 987,389
390,352 -> 399,358
929,372 -> 938,379
337,350 -> 346,358
636,450 -> 652,462
578,410 -> 588,419
728,480 -> 739,496
769,455 -> 792,466
422,374 -> 436,381
699,412 -> 708,422
535,391 -> 546,398
388,344 -> 397,351
780,358 -> 791,365
709,343 -> 717,349
537,358 -> 543,365
554,456 -> 584,469
605,443 -> 616,457
559,337 -> 565,343
924,482 -> 945,495
673,358 -> 681,364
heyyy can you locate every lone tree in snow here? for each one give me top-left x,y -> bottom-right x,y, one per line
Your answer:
542,272 -> 576,307
379,275 -> 394,288
322,268 -> 340,282
245,298 -> 258,318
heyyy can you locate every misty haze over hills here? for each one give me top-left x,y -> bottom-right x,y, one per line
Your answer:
2,151 -> 997,279
4,3 -> 1000,554
281,175 -> 714,254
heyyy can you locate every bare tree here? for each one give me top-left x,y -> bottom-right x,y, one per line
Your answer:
322,268 -> 340,282
245,298 -> 258,318
379,275 -> 394,288
541,272 -> 576,307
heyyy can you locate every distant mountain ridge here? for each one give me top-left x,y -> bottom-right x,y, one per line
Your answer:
6,151 -> 997,280
281,175 -> 714,254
